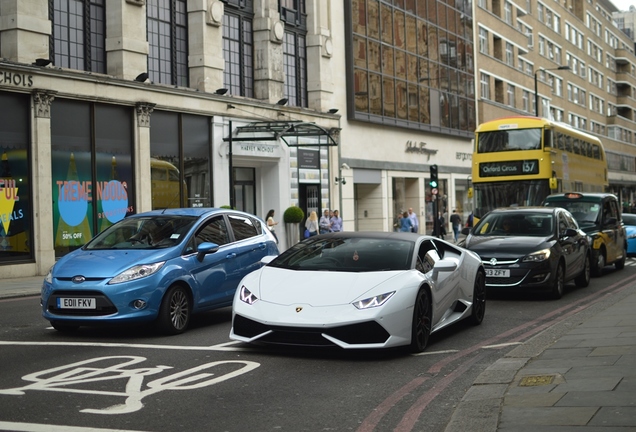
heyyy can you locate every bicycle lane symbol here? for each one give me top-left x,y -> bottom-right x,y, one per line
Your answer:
0,356 -> 260,415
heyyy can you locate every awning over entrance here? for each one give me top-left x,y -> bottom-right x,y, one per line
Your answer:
223,121 -> 339,146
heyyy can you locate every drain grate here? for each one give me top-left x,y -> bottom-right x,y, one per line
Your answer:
519,375 -> 556,386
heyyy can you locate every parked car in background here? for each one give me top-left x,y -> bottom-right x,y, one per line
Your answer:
462,207 -> 590,299
544,192 -> 626,276
622,213 -> 636,257
230,232 -> 485,353
41,208 -> 279,334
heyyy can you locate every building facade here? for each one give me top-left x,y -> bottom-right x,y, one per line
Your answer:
0,0 -> 340,277
475,0 -> 636,203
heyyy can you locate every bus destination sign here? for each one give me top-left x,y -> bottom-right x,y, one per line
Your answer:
479,160 -> 540,177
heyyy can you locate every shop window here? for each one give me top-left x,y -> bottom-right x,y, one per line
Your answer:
0,92 -> 32,263
150,111 -> 211,210
51,99 -> 134,257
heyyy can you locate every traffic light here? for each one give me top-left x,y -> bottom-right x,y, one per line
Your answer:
429,164 -> 438,189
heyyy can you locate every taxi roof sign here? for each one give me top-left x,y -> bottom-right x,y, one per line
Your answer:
564,193 -> 583,199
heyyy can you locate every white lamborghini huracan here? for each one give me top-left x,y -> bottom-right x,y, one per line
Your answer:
230,232 -> 486,352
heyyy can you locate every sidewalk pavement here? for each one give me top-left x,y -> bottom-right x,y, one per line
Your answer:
1,276 -> 44,299
446,283 -> 636,431
2,276 -> 636,430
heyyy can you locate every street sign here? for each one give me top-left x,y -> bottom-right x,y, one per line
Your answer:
432,188 -> 438,195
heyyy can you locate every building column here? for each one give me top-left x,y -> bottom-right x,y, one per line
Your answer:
253,0 -> 285,102
0,0 -> 51,63
32,89 -> 56,275
305,0 -> 335,112
188,0 -> 226,92
106,0 -> 149,80
135,102 -> 155,213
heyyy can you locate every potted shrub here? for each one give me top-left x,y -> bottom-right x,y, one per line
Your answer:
283,206 -> 304,248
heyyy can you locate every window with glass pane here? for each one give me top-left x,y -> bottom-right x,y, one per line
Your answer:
0,93 -> 32,262
50,0 -> 105,73
223,4 -> 254,98
280,0 -> 307,107
51,100 -> 133,258
147,0 -> 188,86
150,111 -> 211,210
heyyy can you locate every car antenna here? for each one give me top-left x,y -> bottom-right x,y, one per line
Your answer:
161,192 -> 181,214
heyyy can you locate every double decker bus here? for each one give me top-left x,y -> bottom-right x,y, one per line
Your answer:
471,116 -> 608,219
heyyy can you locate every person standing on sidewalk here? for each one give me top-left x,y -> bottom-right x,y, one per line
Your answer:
319,209 -> 332,234
330,210 -> 343,232
450,209 -> 462,243
408,208 -> 419,233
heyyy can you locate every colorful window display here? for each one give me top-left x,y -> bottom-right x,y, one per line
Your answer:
51,100 -> 134,257
0,92 -> 31,262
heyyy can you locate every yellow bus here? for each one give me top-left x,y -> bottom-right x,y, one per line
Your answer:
472,116 -> 608,219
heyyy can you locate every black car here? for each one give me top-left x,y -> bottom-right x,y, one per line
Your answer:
544,192 -> 626,276
462,207 -> 590,299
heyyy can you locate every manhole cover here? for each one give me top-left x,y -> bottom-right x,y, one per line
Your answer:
519,375 -> 555,386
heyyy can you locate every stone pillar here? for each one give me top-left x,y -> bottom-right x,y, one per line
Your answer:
188,0 -> 226,92
253,0 -> 285,102
0,0 -> 51,63
106,0 -> 149,80
305,0 -> 335,112
32,89 -> 56,274
135,102 -> 155,213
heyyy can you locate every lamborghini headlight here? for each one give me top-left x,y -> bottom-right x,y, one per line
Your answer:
239,285 -> 258,305
522,249 -> 551,262
108,261 -> 165,285
353,291 -> 395,310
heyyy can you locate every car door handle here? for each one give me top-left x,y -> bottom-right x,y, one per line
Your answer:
225,253 -> 237,260
258,243 -> 266,250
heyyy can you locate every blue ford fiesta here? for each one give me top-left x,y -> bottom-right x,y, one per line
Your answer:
41,208 -> 279,334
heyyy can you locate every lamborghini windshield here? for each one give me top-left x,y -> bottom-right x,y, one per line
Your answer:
268,236 -> 414,272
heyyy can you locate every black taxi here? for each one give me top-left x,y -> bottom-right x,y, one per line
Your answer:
544,192 -> 626,276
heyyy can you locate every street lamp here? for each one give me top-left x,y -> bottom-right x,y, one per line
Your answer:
534,66 -> 570,117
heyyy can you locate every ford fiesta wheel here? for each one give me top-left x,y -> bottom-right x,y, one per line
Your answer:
157,285 -> 191,335
410,287 -> 432,353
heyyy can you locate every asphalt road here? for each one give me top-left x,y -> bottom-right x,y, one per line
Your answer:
1,260 -> 636,432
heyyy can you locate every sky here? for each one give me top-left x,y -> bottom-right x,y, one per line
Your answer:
612,0 -> 636,11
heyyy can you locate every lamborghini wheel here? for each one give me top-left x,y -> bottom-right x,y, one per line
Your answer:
410,287 -> 432,353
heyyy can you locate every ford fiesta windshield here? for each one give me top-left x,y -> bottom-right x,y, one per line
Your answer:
268,237 -> 414,272
84,216 -> 197,250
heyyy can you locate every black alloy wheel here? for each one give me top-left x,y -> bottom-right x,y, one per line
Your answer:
470,270 -> 486,325
410,287 -> 432,353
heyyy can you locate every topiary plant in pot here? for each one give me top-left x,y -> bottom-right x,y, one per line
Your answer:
283,206 -> 304,248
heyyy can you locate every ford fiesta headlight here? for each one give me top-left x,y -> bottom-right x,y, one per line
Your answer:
239,285 -> 258,305
353,292 -> 395,310
522,249 -> 551,262
44,265 -> 54,284
108,262 -> 165,285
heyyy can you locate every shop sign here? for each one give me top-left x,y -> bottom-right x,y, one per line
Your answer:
0,70 -> 34,88
405,140 -> 437,160
234,143 -> 280,158
298,149 -> 319,169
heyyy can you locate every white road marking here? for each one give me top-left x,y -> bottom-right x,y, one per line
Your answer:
481,342 -> 523,349
412,349 -> 459,356
0,339 -> 246,351
0,421 -> 149,432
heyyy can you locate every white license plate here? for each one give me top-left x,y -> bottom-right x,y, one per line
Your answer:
486,269 -> 510,277
57,297 -> 96,309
